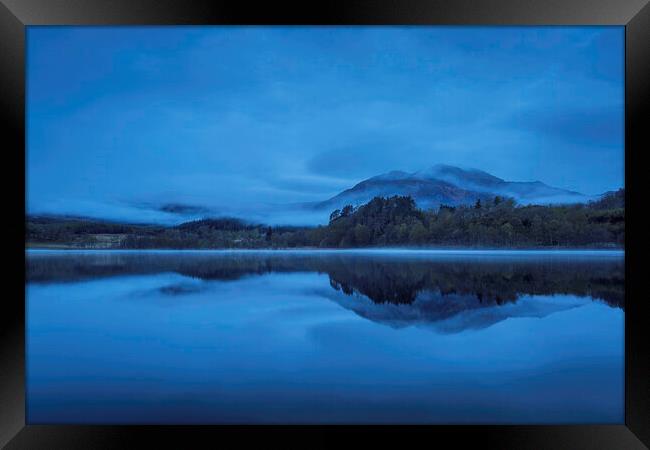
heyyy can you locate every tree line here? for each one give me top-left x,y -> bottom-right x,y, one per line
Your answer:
26,189 -> 624,249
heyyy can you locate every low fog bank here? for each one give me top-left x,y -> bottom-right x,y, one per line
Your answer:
27,193 -> 609,229
27,199 -> 332,228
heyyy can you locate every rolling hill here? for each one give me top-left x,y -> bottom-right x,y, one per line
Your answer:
312,164 -> 592,211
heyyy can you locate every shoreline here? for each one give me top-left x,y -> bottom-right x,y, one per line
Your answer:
25,247 -> 625,256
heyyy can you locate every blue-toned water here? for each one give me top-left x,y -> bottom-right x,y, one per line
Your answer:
26,250 -> 624,424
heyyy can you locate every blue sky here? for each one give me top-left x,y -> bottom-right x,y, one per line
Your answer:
27,26 -> 624,224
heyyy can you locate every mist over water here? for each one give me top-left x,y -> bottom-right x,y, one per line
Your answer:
27,250 -> 624,424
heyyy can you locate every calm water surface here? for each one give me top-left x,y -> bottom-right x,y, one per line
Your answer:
26,249 -> 624,424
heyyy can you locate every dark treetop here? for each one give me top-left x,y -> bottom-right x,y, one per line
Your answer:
26,189 -> 624,250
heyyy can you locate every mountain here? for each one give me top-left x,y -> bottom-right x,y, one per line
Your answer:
313,164 -> 592,211
319,286 -> 590,334
314,174 -> 495,211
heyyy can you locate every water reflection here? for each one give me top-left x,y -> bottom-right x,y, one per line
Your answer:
26,250 -> 624,423
27,250 -> 623,333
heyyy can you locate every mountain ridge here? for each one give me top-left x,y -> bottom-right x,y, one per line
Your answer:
312,164 -> 592,212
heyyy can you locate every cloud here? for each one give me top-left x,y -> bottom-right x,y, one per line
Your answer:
306,144 -> 408,179
27,26 -> 625,223
509,107 -> 623,147
269,175 -> 352,196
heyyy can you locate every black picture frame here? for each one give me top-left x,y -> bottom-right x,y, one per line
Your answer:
1,1 -> 648,448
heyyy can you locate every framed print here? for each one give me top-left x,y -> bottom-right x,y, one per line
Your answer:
1,0 -> 648,448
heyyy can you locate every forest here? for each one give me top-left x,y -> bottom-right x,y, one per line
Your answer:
26,189 -> 624,249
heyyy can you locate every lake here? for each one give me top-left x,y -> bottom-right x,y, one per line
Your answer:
26,249 -> 624,424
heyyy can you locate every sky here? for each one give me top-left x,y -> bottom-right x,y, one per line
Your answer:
27,26 -> 624,224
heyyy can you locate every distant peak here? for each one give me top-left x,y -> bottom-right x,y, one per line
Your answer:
413,164 -> 504,184
370,170 -> 410,181
418,164 -> 482,175
422,163 -> 459,172
432,163 -> 465,171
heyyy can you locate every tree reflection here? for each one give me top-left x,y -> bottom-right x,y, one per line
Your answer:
28,251 -> 624,311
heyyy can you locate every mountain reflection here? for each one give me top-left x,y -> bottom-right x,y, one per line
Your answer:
27,251 -> 624,311
325,257 -> 624,309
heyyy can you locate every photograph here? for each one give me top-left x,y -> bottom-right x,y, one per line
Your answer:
25,25 -> 625,424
